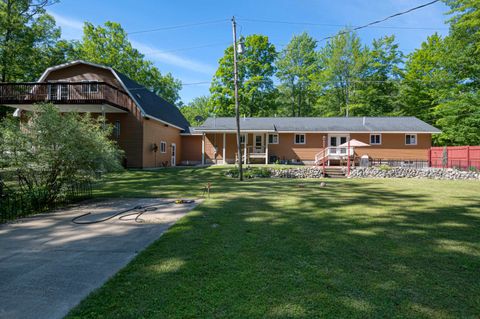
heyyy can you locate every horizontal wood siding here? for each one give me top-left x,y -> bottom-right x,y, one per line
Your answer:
181,135 -> 202,163
351,133 -> 431,160
143,120 -> 182,167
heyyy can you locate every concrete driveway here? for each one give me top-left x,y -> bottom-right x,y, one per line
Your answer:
0,198 -> 199,319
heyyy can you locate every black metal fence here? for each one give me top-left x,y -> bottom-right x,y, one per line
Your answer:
0,180 -> 93,224
369,159 -> 429,169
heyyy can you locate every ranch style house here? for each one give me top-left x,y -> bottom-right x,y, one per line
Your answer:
0,60 -> 441,168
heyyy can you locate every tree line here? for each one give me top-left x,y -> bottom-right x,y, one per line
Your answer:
0,0 -> 479,145
182,0 -> 480,146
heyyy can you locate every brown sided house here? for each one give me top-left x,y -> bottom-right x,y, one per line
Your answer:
189,117 -> 441,167
0,60 -> 191,168
0,60 -> 441,168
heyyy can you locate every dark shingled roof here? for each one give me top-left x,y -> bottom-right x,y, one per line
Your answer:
115,71 -> 190,131
195,117 -> 441,133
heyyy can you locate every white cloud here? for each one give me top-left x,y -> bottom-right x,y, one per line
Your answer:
131,41 -> 216,75
48,11 -> 215,75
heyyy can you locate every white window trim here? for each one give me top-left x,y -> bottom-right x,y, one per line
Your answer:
405,134 -> 417,146
268,133 -> 279,144
160,141 -> 167,153
370,133 -> 382,145
294,133 -> 306,145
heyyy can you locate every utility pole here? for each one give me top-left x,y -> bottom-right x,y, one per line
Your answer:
232,16 -> 243,181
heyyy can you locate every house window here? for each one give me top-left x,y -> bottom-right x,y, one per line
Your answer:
405,134 -> 417,145
160,141 -> 167,153
239,134 -> 247,144
268,134 -> 279,144
82,81 -> 99,93
370,134 -> 381,145
114,120 -> 121,139
294,134 -> 306,145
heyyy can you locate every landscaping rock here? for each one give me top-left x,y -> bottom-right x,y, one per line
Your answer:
268,167 -> 325,179
348,167 -> 480,180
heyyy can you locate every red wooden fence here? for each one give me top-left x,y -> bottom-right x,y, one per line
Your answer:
429,146 -> 480,169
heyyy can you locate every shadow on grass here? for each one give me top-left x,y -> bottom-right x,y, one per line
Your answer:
67,168 -> 480,319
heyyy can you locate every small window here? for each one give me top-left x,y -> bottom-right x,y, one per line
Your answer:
370,134 -> 381,145
268,134 -> 279,144
405,134 -> 417,145
239,134 -> 247,144
294,134 -> 306,145
160,141 -> 167,153
82,81 -> 99,93
114,120 -> 121,139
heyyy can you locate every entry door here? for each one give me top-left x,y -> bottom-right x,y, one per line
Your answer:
254,134 -> 264,153
171,143 -> 176,167
329,135 -> 348,155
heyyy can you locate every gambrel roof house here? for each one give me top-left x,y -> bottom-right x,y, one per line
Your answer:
0,61 -> 440,168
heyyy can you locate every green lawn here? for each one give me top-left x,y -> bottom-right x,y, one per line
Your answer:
68,167 -> 480,319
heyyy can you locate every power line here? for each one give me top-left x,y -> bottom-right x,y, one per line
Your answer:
139,42 -> 230,55
321,0 -> 442,41
127,19 -> 229,35
237,17 -> 447,31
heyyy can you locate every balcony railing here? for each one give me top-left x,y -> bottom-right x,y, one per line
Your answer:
0,82 -> 132,111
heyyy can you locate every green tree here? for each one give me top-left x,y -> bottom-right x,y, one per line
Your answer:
210,34 -> 277,116
435,0 -> 480,145
398,34 -> 446,123
0,103 -> 122,204
276,32 -> 319,116
357,35 -> 404,116
71,22 -> 182,105
315,30 -> 369,117
0,0 -> 64,82
179,96 -> 212,126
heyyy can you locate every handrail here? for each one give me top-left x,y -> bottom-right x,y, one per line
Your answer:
315,146 -> 355,164
0,82 -> 131,110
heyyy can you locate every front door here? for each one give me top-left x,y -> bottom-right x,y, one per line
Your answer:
329,135 -> 349,155
48,84 -> 68,100
253,134 -> 264,153
171,143 -> 176,167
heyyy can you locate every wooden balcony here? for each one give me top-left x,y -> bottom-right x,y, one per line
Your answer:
0,82 -> 132,113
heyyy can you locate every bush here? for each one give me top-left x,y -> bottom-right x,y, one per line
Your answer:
0,103 -> 123,207
225,167 -> 272,179
378,164 -> 392,171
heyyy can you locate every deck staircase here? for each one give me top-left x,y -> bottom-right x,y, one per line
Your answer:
324,167 -> 346,178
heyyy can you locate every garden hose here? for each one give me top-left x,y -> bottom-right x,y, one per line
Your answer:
71,200 -> 194,225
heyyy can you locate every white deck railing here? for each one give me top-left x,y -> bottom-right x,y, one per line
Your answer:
315,146 -> 355,164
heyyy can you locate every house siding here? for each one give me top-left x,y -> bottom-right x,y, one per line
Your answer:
181,135 -> 202,164
199,132 -> 432,164
44,64 -> 124,88
350,133 -> 431,160
143,120 -> 182,167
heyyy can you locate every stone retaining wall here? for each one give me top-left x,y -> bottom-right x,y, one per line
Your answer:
269,167 -> 325,178
348,167 -> 480,180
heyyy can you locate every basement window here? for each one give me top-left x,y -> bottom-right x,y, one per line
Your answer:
160,141 -> 167,153
268,134 -> 279,144
370,134 -> 381,145
294,134 -> 306,145
405,134 -> 417,145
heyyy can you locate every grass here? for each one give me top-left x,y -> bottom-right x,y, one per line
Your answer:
67,167 -> 480,318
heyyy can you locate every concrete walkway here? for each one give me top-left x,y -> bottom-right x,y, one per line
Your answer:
0,198 -> 199,319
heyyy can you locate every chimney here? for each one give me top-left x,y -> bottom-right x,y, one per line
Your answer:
362,116 -> 366,126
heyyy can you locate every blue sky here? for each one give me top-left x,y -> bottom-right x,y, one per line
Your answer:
48,0 -> 450,104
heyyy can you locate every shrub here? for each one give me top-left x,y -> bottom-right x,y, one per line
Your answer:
0,103 -> 123,206
225,167 -> 271,179
378,164 -> 392,171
